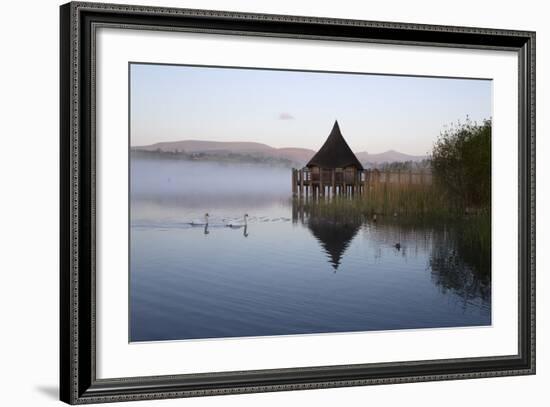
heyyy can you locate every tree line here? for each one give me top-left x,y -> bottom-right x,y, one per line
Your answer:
430,118 -> 491,209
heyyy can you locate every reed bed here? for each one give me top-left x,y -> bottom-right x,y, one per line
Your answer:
298,183 -> 472,219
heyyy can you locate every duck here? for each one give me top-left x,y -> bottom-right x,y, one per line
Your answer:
394,242 -> 401,251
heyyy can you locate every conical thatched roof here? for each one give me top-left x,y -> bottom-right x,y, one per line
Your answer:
306,121 -> 363,170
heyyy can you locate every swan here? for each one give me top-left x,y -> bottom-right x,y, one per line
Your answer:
189,213 -> 209,226
226,214 -> 248,228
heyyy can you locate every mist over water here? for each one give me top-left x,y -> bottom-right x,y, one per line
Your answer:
130,159 -> 491,342
131,159 -> 290,202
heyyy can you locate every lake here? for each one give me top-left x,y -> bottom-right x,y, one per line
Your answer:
130,160 -> 491,342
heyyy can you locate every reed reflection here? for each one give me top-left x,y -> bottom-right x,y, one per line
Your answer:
292,199 -> 490,308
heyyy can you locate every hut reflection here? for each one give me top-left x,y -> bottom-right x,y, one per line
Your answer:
292,200 -> 361,271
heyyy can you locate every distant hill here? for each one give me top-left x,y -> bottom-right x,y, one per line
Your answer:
272,148 -> 316,164
133,140 -> 426,167
137,140 -> 275,154
133,140 -> 314,166
356,150 -> 427,165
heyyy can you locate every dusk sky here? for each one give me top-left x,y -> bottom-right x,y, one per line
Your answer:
130,63 -> 492,156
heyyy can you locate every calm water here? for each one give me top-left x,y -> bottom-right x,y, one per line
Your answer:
130,160 -> 491,342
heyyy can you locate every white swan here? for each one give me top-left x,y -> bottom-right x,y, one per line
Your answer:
226,214 -> 248,229
189,213 -> 209,226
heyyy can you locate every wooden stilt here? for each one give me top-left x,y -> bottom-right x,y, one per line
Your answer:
292,169 -> 297,197
299,169 -> 304,198
319,170 -> 324,197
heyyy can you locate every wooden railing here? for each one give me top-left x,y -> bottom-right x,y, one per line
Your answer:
292,168 -> 432,198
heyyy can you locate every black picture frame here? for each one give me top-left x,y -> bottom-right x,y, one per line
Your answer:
60,1 -> 536,404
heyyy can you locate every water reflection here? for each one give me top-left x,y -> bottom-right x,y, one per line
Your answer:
291,199 -> 491,306
308,221 -> 361,270
292,201 -> 361,271
130,161 -> 491,341
429,222 -> 491,306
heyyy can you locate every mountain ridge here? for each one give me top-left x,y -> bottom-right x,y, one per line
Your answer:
133,140 -> 427,165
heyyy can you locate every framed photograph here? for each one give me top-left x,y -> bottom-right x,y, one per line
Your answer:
60,1 -> 535,404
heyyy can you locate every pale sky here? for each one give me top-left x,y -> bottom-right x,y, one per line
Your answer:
130,63 -> 492,156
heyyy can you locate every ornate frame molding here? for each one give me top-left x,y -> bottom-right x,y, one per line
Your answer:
60,2 -> 535,404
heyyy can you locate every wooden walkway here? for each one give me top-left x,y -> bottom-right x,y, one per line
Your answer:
292,168 -> 432,198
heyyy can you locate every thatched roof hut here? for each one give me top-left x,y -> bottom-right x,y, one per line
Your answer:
292,121 -> 365,198
306,121 -> 363,170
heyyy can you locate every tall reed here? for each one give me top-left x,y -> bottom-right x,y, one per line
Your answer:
299,183 -> 467,219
